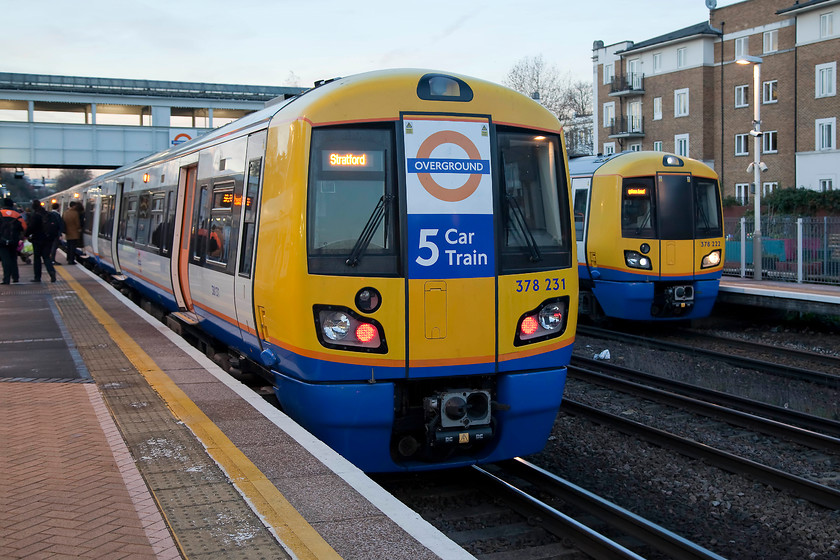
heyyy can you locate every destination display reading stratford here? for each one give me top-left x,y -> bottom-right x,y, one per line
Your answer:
323,150 -> 384,171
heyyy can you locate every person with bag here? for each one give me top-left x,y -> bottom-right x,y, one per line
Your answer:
47,202 -> 65,265
1,197 -> 26,284
27,200 -> 57,283
62,201 -> 82,265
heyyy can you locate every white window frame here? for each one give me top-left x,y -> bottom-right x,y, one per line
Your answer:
816,117 -> 836,150
675,133 -> 689,157
653,52 -> 662,73
762,182 -> 778,196
629,143 -> 642,152
763,130 -> 778,154
653,97 -> 662,121
735,133 -> 750,156
735,37 -> 748,59
821,12 -> 834,38
735,84 -> 749,108
816,62 -> 836,98
603,102 -> 615,127
677,47 -> 687,68
603,142 -> 616,155
735,183 -> 750,205
603,62 -> 615,85
820,178 -> 834,192
763,30 -> 778,53
763,80 -> 778,104
674,88 -> 689,117
653,141 -> 663,151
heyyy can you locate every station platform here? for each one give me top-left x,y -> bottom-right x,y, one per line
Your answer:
0,256 -> 472,560
718,276 -> 840,316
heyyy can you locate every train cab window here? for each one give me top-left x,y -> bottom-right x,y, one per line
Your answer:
621,178 -> 656,239
657,174 -> 694,240
694,178 -> 723,238
307,127 -> 398,276
498,130 -> 572,273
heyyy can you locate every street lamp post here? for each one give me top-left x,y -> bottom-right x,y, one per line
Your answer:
736,55 -> 764,280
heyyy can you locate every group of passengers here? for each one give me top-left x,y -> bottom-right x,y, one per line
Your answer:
0,197 -> 84,285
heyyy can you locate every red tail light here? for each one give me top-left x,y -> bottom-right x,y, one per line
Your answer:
355,323 -> 377,343
520,316 -> 539,336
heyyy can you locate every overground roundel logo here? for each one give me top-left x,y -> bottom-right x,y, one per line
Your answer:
415,131 -> 484,202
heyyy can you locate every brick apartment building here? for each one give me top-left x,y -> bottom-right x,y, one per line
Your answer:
591,0 -> 840,203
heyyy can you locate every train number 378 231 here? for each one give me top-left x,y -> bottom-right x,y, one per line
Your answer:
516,278 -> 565,293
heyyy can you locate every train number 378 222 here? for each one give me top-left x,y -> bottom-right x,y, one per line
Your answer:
516,278 -> 565,293
700,241 -> 721,248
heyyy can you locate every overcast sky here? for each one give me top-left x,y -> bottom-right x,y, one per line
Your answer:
3,0 -> 742,89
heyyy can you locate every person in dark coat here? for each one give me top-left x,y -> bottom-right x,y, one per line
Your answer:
1,197 -> 26,284
62,201 -> 82,265
48,202 -> 65,265
27,200 -> 57,283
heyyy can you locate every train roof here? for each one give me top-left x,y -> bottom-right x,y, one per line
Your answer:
569,151 -> 715,177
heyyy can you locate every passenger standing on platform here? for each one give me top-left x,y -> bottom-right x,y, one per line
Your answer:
48,202 -> 64,265
63,202 -> 82,265
27,200 -> 57,283
0,198 -> 26,284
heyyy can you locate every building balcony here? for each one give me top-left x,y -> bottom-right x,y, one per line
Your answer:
608,116 -> 644,138
608,74 -> 645,96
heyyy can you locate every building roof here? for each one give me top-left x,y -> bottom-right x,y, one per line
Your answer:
777,0 -> 840,15
617,22 -> 720,55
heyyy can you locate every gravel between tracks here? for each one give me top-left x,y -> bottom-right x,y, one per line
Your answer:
530,309 -> 840,560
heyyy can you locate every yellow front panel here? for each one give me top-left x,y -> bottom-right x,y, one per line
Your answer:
408,277 -> 495,367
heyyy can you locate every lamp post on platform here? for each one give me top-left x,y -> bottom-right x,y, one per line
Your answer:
736,54 -> 766,280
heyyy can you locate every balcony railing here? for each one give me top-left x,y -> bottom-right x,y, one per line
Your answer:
609,73 -> 645,96
608,116 -> 644,138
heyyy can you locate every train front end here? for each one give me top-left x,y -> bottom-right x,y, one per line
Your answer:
254,70 -> 577,472
579,152 -> 724,321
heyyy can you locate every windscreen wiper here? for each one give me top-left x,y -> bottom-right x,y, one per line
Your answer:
346,194 -> 392,267
506,194 -> 542,262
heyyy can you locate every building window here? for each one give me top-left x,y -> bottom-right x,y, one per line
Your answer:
735,183 -> 750,205
677,47 -> 687,68
763,80 -> 778,103
630,143 -> 642,152
821,12 -> 834,38
735,37 -> 749,59
816,62 -> 836,97
603,102 -> 615,127
603,62 -> 615,85
820,178 -> 834,192
735,133 -> 750,156
763,30 -> 778,53
653,141 -> 663,151
653,52 -> 662,73
675,133 -> 689,157
763,182 -> 778,196
817,117 -> 836,150
603,142 -> 616,155
763,130 -> 778,154
735,85 -> 749,108
674,88 -> 689,117
653,97 -> 662,120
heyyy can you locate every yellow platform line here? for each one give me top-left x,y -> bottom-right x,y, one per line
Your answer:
58,268 -> 341,560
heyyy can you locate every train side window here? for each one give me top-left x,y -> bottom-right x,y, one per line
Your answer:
135,193 -> 152,245
148,194 -> 166,249
238,158 -> 261,277
572,182 -> 590,242
206,183 -> 235,267
191,185 -> 210,262
498,129 -> 573,273
621,178 -> 656,239
98,194 -> 115,240
120,196 -> 138,243
84,198 -> 95,235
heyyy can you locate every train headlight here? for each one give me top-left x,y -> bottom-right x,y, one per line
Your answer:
625,250 -> 653,270
322,312 -> 351,340
315,306 -> 388,353
701,249 -> 722,269
515,297 -> 569,346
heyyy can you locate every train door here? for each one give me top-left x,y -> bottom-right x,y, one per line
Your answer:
402,115 -> 496,377
171,163 -> 198,312
656,173 -> 695,278
233,131 -> 266,349
111,182 -> 125,276
571,177 -> 590,267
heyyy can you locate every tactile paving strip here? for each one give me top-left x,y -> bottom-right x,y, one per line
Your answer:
48,279 -> 291,559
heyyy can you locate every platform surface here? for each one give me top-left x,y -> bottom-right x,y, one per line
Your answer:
0,257 -> 472,560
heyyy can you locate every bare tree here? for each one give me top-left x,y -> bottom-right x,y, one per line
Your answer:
504,55 -> 570,119
55,169 -> 93,192
565,80 -> 592,118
